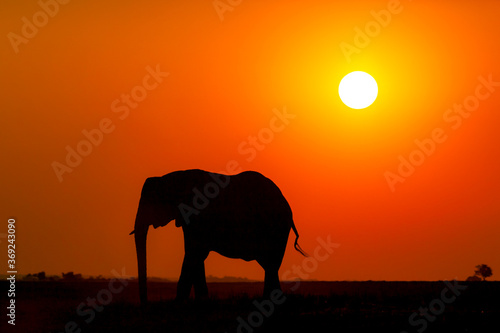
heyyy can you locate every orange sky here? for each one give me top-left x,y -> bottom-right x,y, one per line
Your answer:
1,0 -> 499,281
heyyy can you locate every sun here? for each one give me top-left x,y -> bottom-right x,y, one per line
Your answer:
339,71 -> 378,109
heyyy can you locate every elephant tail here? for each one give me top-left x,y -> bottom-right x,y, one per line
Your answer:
291,222 -> 309,257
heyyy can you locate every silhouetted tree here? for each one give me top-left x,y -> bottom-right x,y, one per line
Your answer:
466,275 -> 481,282
23,272 -> 47,281
62,272 -> 83,281
474,264 -> 493,281
23,273 -> 35,281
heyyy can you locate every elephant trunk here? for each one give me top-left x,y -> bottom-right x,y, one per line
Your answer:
133,218 -> 149,305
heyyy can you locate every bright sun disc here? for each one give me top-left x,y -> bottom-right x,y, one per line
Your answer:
339,71 -> 378,109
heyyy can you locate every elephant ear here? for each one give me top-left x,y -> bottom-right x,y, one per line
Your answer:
162,171 -> 196,202
174,202 -> 201,228
137,177 -> 180,229
162,170 -> 204,227
141,177 -> 168,229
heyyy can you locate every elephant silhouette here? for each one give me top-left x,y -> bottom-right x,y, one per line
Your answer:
130,169 -> 307,304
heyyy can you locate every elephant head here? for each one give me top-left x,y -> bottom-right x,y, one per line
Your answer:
129,177 -> 180,304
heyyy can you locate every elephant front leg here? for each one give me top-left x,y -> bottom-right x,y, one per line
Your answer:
176,256 -> 195,301
176,254 -> 209,301
193,260 -> 208,299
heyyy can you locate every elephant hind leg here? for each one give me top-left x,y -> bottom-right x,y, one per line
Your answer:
259,258 -> 282,297
263,268 -> 281,297
259,241 -> 287,298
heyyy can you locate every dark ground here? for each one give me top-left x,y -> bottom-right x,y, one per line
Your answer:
1,280 -> 499,333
